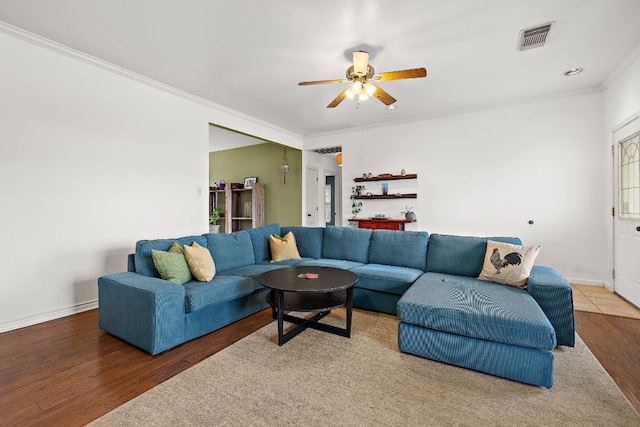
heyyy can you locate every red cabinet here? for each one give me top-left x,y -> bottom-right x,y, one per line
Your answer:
348,218 -> 414,231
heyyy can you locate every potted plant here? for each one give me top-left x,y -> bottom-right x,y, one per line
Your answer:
350,185 -> 365,217
209,208 -> 222,233
401,206 -> 416,221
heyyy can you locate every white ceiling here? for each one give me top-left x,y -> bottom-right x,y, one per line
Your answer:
1,0 -> 640,138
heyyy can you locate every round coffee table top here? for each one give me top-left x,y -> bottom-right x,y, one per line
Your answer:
258,266 -> 358,293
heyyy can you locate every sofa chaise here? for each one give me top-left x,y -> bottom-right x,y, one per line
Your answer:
98,224 -> 574,388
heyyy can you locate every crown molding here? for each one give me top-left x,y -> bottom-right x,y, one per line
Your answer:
601,41 -> 640,90
0,20 -> 302,142
303,86 -> 602,141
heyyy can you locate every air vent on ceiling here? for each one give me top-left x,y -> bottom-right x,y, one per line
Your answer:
313,146 -> 342,155
517,22 -> 554,51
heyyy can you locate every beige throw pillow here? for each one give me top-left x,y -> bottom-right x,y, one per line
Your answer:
478,240 -> 541,289
183,241 -> 216,282
270,231 -> 301,262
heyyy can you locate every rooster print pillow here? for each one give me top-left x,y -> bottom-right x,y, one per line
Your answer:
478,240 -> 541,289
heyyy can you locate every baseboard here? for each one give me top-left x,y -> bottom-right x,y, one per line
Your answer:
0,300 -> 98,334
566,278 -> 614,292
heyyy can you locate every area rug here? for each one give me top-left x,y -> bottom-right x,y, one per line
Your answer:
89,310 -> 639,426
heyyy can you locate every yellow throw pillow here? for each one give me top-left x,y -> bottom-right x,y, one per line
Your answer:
478,240 -> 541,289
270,231 -> 301,262
183,241 -> 216,282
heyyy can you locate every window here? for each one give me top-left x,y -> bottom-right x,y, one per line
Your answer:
619,132 -> 640,219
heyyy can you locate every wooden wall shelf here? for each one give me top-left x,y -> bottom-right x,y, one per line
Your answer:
354,194 -> 417,199
354,173 -> 417,182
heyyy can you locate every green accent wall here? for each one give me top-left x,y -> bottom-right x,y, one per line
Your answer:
209,143 -> 302,227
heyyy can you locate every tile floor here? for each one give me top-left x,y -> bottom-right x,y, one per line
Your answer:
572,283 -> 640,319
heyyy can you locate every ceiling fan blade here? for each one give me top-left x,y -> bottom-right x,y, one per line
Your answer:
298,78 -> 349,86
372,85 -> 397,105
327,88 -> 351,108
373,68 -> 427,81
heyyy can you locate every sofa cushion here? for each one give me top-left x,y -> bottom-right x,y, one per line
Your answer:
183,275 -> 255,312
397,273 -> 557,350
322,227 -> 372,263
219,263 -> 289,279
135,235 -> 207,278
425,234 -> 522,277
247,223 -> 281,263
296,258 -> 364,270
270,231 -> 301,262
258,258 -> 311,267
281,226 -> 324,259
183,242 -> 216,282
205,231 -> 255,273
350,264 -> 423,295
368,230 -> 429,271
478,240 -> 541,289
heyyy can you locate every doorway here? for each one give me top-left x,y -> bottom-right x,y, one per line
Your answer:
325,175 -> 336,226
613,115 -> 640,308
305,166 -> 319,226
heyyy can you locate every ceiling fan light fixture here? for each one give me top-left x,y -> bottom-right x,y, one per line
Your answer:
364,83 -> 376,96
345,88 -> 355,99
353,51 -> 369,76
297,51 -> 426,109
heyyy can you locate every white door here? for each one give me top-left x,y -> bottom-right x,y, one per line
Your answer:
613,116 -> 640,308
306,166 -> 318,226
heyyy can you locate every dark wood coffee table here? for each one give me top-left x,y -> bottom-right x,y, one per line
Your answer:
258,266 -> 358,346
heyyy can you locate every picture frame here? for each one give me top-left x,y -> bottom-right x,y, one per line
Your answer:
243,176 -> 258,189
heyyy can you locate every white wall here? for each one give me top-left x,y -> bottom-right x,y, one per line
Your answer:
305,93 -> 607,285
603,47 -> 640,290
0,30 -> 301,331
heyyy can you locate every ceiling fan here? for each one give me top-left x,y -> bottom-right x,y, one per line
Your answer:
298,51 -> 427,108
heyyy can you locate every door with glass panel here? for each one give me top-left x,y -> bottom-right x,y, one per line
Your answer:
614,116 -> 640,308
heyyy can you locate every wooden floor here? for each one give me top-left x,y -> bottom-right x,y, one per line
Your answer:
0,307 -> 639,426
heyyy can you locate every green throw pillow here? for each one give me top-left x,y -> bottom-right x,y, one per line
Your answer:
152,247 -> 192,284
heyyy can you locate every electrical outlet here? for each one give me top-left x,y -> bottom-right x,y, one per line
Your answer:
197,187 -> 202,196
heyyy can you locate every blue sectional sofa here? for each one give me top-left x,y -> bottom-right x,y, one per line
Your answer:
98,224 -> 574,388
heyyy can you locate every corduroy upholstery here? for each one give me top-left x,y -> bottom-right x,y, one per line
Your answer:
368,229 -> 429,270
247,223 -> 281,263
322,226 -> 372,263
398,274 -> 557,350
527,266 -> 575,346
398,322 -> 554,388
98,222 -> 574,388
281,226 -> 324,259
204,231 -> 255,273
426,234 -> 522,276
183,275 -> 255,313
